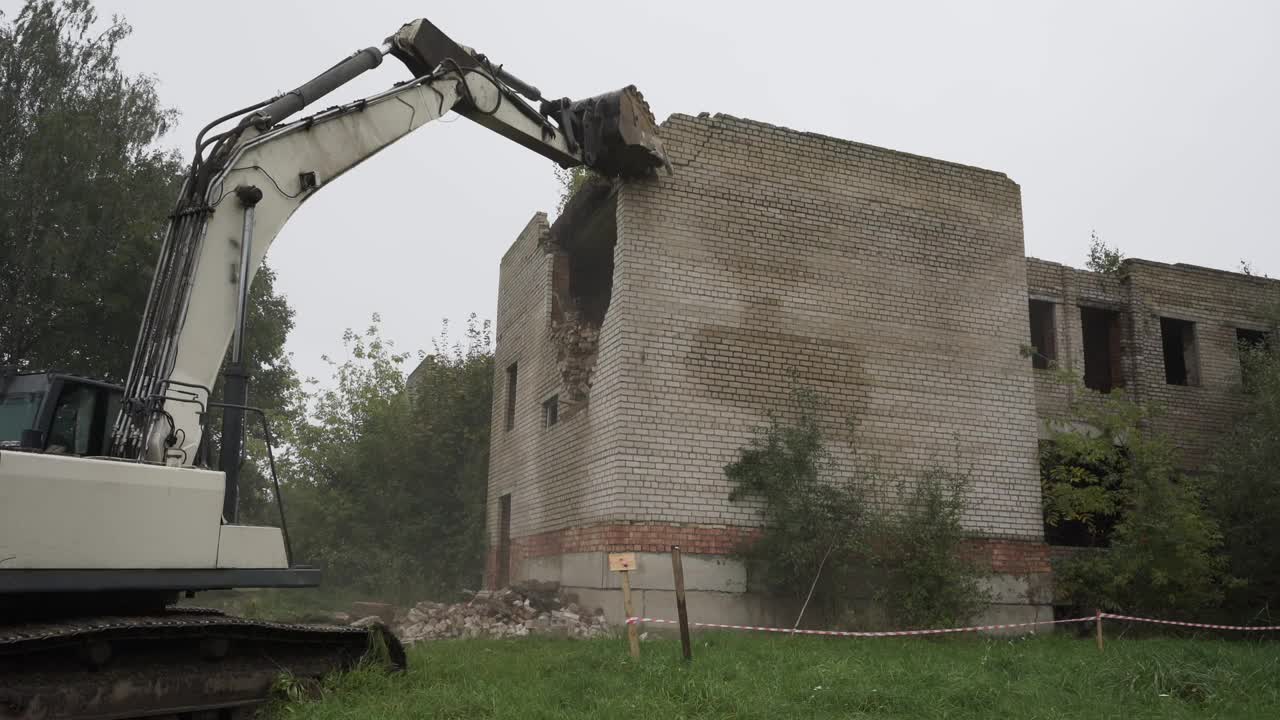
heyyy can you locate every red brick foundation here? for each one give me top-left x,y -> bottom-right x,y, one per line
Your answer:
486,522 -> 1050,589
962,538 -> 1051,575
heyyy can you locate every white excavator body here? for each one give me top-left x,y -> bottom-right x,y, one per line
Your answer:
0,16 -> 667,718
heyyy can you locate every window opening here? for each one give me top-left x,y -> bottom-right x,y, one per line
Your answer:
1159,317 -> 1199,386
1080,307 -> 1123,392
504,363 -> 518,431
542,395 -> 559,428
1028,300 -> 1056,369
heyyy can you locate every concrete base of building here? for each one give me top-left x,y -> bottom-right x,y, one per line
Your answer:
568,586 -> 791,629
972,603 -> 1059,634
518,550 -> 1055,636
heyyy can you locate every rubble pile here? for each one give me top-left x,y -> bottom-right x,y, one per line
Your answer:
550,314 -> 601,408
348,582 -> 609,646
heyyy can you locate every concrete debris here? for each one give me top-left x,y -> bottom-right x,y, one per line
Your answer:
387,581 -> 608,645
350,615 -> 383,629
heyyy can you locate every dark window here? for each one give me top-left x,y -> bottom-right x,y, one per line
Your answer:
1080,307 -> 1123,393
0,391 -> 44,445
1237,328 -> 1271,391
46,385 -> 96,455
542,395 -> 559,428
504,363 -> 518,431
1237,327 -> 1270,350
497,494 -> 512,588
1160,317 -> 1199,386
1028,300 -> 1057,369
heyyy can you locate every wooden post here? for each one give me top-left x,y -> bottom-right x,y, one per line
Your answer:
621,571 -> 640,658
1095,609 -> 1104,652
672,545 -> 692,661
611,552 -> 640,659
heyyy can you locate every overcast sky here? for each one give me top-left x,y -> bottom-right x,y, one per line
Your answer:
95,0 -> 1278,385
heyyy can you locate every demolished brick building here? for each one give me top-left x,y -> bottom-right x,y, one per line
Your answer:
484,112 -> 1279,626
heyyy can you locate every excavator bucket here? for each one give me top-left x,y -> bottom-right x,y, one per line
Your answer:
389,18 -> 669,178
563,86 -> 671,178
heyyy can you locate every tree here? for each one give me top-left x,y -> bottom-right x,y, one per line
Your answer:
1039,401 -> 1132,548
1209,317 -> 1280,619
0,0 -> 183,378
1085,230 -> 1124,275
0,1 -> 298,508
1043,385 -> 1227,617
400,316 -> 493,592
283,316 -> 492,601
282,317 -> 413,592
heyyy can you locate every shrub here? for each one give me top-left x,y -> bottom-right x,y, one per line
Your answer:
1042,386 -> 1227,617
1208,326 -> 1280,619
726,381 -> 988,629
725,384 -> 868,623
871,468 -> 989,629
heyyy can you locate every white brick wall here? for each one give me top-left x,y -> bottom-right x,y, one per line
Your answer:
489,113 -> 1049,545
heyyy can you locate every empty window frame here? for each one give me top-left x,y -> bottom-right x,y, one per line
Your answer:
1237,328 -> 1271,391
1028,300 -> 1057,369
1160,317 -> 1199,386
542,395 -> 559,428
504,363 -> 518,431
1080,307 -> 1123,393
1237,327 -> 1270,351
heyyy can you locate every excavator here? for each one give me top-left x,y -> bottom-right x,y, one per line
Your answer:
0,17 -> 668,719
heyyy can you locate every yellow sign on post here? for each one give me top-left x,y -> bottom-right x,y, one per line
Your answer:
608,552 -> 637,572
610,552 -> 641,658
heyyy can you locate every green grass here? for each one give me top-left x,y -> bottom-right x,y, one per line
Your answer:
264,632 -> 1280,719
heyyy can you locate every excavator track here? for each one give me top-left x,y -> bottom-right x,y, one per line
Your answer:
0,608 -> 405,720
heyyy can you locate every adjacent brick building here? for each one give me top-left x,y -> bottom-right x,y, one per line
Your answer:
1027,258 -> 1278,465
484,112 -> 1279,626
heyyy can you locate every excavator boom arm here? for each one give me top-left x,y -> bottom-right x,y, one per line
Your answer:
110,19 -> 667,480
0,20 -> 666,715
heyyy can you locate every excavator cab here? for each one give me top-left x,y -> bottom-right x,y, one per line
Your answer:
0,371 -> 122,456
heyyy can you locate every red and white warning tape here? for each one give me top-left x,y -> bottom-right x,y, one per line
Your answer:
1099,613 -> 1280,631
625,615 -> 1093,637
624,613 -> 1280,637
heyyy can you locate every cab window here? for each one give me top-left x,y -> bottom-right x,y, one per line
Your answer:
0,391 -> 44,445
46,386 -> 97,455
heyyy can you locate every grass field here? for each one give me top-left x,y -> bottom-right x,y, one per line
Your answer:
265,631 -> 1280,719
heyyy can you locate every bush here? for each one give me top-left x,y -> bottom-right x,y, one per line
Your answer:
1039,430 -> 1126,548
726,382 -> 988,629
1042,386 -> 1227,617
1208,328 -> 1280,619
282,316 -> 492,603
871,468 -> 989,629
725,384 -> 867,623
